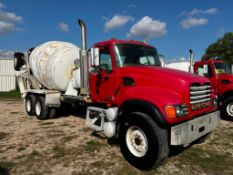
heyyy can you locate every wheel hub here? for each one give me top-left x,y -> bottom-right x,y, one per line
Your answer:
26,99 -> 31,112
226,103 -> 233,117
35,101 -> 41,116
126,126 -> 148,157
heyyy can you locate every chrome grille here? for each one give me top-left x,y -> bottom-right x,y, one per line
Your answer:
190,83 -> 211,104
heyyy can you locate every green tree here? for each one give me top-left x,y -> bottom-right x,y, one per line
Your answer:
202,32 -> 233,64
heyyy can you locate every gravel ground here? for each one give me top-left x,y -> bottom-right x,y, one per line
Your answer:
0,99 -> 232,175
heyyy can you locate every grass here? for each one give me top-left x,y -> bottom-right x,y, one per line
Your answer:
0,90 -> 21,99
17,146 -> 26,152
30,150 -> 40,156
39,122 -> 54,126
52,145 -> 72,159
84,141 -> 102,152
59,123 -> 71,127
61,135 -> 77,142
10,112 -> 19,114
174,146 -> 233,174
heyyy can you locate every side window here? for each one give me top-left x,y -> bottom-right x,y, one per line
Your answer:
99,47 -> 112,72
196,65 -> 212,77
197,66 -> 204,76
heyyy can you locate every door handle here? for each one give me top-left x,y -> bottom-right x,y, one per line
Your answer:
103,76 -> 109,81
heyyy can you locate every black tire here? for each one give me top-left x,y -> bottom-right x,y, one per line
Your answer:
48,108 -> 57,119
221,96 -> 233,121
14,52 -> 25,71
35,96 -> 49,120
25,94 -> 36,116
119,112 -> 169,170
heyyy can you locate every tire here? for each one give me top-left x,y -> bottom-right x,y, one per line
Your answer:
119,112 -> 169,170
48,108 -> 57,119
14,57 -> 20,71
14,52 -> 25,71
25,94 -> 36,116
221,96 -> 233,121
35,96 -> 49,120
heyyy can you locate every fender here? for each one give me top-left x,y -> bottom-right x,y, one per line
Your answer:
220,90 -> 233,102
118,99 -> 168,126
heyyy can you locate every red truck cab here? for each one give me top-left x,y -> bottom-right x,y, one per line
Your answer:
194,59 -> 233,121
87,40 -> 220,170
89,39 -> 218,124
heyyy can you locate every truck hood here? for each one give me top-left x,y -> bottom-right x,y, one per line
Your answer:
120,66 -> 209,85
218,74 -> 233,82
120,66 -> 210,101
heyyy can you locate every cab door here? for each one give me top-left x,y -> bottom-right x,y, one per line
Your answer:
90,45 -> 119,105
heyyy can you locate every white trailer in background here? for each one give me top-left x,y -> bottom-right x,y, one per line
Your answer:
166,61 -> 190,72
0,59 -> 16,92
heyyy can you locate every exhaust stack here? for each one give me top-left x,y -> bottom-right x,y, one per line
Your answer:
78,19 -> 89,95
78,19 -> 87,50
189,49 -> 194,73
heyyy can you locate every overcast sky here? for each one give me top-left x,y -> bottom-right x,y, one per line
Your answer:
0,0 -> 232,62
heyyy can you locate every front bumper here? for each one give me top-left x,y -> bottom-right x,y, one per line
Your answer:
170,110 -> 220,145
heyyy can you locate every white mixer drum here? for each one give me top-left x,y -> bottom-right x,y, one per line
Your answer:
29,41 -> 81,91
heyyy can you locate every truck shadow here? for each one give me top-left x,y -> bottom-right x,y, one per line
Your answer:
220,116 -> 233,122
169,134 -> 209,157
0,165 -> 11,175
53,104 -> 87,119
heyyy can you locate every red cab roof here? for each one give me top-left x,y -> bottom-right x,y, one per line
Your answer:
94,38 -> 154,48
195,59 -> 224,65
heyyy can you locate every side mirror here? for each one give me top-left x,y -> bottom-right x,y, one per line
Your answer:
203,64 -> 208,74
90,48 -> 100,67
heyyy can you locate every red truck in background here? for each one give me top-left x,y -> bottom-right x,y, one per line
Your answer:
14,19 -> 220,170
194,59 -> 233,121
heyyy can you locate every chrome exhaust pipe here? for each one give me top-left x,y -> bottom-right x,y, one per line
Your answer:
189,49 -> 194,73
78,19 -> 87,50
78,19 -> 89,95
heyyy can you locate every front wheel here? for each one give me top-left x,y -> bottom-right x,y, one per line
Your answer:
119,112 -> 169,170
221,96 -> 233,121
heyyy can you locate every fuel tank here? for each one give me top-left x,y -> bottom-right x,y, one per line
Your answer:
29,41 -> 81,91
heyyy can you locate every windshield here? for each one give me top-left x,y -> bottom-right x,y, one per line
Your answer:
114,44 -> 161,67
214,62 -> 232,75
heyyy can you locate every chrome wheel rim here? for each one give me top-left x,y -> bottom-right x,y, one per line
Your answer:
226,102 -> 233,117
26,99 -> 31,113
35,101 -> 41,116
126,126 -> 148,157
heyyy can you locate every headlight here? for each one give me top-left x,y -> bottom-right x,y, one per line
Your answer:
212,96 -> 218,108
164,104 -> 188,119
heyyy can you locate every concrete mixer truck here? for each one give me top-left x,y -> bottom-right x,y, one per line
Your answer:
14,19 -> 220,170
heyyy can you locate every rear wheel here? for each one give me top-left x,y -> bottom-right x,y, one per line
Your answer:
119,112 -> 169,170
221,96 -> 233,121
35,96 -> 49,120
49,108 -> 57,119
25,94 -> 36,116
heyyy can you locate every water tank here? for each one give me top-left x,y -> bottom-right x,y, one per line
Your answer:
29,41 -> 81,91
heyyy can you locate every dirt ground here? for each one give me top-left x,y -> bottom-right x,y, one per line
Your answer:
0,99 -> 232,175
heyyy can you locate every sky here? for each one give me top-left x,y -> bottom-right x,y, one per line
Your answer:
0,0 -> 232,62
